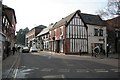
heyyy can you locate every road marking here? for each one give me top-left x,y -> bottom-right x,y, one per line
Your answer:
110,69 -> 119,72
96,71 -> 108,72
76,69 -> 89,72
41,68 -> 53,72
14,53 -> 21,78
42,74 -> 65,78
48,56 -> 52,59
94,69 -> 108,73
58,69 -> 70,72
13,69 -> 19,78
67,64 -> 74,66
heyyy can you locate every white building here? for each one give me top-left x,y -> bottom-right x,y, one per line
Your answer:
80,13 -> 107,53
37,24 -> 53,51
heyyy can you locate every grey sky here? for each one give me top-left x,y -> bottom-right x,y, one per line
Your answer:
2,0 -> 107,31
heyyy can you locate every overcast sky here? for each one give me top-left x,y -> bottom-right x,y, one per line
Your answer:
2,0 -> 107,31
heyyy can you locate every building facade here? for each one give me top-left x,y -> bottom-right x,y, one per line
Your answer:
25,25 -> 46,48
49,10 -> 106,54
80,13 -> 107,53
105,16 -> 120,53
2,5 -> 17,59
37,24 -> 53,51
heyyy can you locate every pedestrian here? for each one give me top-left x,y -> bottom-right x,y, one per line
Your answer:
79,49 -> 81,56
93,46 -> 100,57
18,47 -> 21,52
107,45 -> 109,57
91,49 -> 94,56
12,47 -> 16,55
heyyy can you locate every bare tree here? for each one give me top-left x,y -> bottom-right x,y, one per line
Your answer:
96,0 -> 120,19
107,0 -> 120,15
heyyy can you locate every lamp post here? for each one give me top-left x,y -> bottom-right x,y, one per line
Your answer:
115,29 -> 119,53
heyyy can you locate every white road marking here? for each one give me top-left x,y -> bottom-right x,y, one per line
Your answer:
42,75 -> 65,78
41,68 -> 53,72
61,74 -> 65,78
48,56 -> 52,59
13,54 -> 21,78
58,69 -> 70,72
110,69 -> 119,72
67,64 -> 74,66
76,69 -> 89,72
13,69 -> 18,78
31,53 -> 39,55
94,69 -> 108,73
96,71 -> 108,72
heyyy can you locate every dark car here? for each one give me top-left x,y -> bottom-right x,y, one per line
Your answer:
22,47 -> 29,53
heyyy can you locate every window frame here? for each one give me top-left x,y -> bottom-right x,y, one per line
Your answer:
94,28 -> 99,36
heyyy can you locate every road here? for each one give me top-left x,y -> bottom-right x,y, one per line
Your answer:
12,51 -> 119,79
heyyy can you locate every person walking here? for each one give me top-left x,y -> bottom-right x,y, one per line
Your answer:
12,47 -> 16,55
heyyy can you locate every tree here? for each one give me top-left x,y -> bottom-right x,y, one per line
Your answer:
16,27 -> 29,46
96,0 -> 120,19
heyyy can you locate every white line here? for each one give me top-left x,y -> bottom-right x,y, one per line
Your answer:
58,69 -> 70,72
110,69 -> 118,71
114,71 -> 118,72
14,69 -> 18,78
67,64 -> 74,66
94,69 -> 106,70
42,75 -> 64,78
48,56 -> 51,59
41,68 -> 53,72
14,54 -> 21,78
110,69 -> 119,72
76,69 -> 89,72
96,71 -> 108,72
61,74 -> 65,78
94,69 -> 109,73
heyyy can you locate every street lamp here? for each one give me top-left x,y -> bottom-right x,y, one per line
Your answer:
115,29 -> 119,53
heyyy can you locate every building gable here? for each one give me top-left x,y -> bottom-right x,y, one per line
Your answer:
51,10 -> 81,30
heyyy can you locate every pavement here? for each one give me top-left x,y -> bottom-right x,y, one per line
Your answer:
2,52 -> 20,79
40,51 -> 119,67
41,50 -> 119,59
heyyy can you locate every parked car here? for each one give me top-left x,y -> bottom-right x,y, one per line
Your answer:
22,47 -> 29,53
30,47 -> 38,52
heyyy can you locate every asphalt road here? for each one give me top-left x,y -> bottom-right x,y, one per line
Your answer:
13,51 -> 119,79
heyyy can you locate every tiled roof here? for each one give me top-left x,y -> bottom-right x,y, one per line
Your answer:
30,25 -> 46,31
80,13 -> 105,26
105,16 -> 120,28
51,10 -> 105,30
